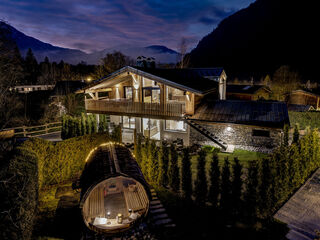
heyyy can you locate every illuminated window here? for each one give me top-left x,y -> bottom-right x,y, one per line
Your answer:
124,86 -> 133,100
122,116 -> 135,129
165,120 -> 186,132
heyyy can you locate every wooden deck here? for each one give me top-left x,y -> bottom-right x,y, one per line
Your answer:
85,99 -> 185,118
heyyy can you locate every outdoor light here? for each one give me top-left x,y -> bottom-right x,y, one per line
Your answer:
226,126 -> 232,132
86,77 -> 92,82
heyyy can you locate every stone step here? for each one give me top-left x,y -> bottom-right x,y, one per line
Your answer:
152,213 -> 169,220
150,200 -> 161,205
150,204 -> 164,209
150,208 -> 166,214
154,218 -> 172,226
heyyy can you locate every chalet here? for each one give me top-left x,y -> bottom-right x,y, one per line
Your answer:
79,66 -> 289,152
226,84 -> 272,101
288,89 -> 320,110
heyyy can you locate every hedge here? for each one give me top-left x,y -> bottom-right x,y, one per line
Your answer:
0,146 -> 38,240
21,132 -> 111,189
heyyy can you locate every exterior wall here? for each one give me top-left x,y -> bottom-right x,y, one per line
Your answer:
289,91 -> 320,109
190,121 -> 282,152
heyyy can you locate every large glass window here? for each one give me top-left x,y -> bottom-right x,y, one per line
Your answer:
165,120 -> 187,132
122,116 -> 135,129
166,86 -> 185,103
124,86 -> 133,100
142,118 -> 160,140
143,88 -> 160,103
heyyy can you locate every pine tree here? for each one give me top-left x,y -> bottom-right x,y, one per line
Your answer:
181,147 -> 192,201
208,153 -> 220,208
158,142 -> 169,186
258,158 -> 273,218
135,134 -> 143,164
86,115 -> 92,134
292,124 -> 300,144
141,138 -> 150,177
24,48 -> 38,84
231,157 -> 243,215
148,140 -> 159,183
283,124 -> 289,147
194,149 -> 207,206
168,144 -> 180,192
244,160 -> 259,221
220,158 -> 232,214
81,113 -> 87,135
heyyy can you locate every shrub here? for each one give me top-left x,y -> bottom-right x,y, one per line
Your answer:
0,147 -> 38,240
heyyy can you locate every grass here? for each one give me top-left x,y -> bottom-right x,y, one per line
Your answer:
289,111 -> 320,130
178,146 -> 268,185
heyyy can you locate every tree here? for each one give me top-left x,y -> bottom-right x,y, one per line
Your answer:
181,147 -> 192,201
141,138 -> 150,177
158,142 -> 169,186
168,144 -> 180,192
194,149 -> 207,206
293,124 -> 300,144
135,134 -> 143,164
94,51 -> 132,79
81,113 -> 87,135
283,124 -> 289,147
270,65 -> 301,101
258,158 -> 273,218
177,37 -> 189,68
220,158 -> 232,213
24,48 -> 38,84
148,140 -> 159,183
208,153 -> 220,208
244,160 -> 259,221
231,157 -> 243,215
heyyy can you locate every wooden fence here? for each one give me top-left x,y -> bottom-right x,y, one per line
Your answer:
1,122 -> 62,138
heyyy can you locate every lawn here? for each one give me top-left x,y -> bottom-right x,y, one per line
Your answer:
178,147 -> 268,185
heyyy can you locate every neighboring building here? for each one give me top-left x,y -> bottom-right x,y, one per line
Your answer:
11,84 -> 54,93
288,89 -> 320,110
226,84 -> 272,100
80,66 -> 288,152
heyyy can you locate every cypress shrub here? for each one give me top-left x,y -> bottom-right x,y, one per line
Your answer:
148,140 -> 159,183
181,147 -> 192,201
141,138 -> 150,177
61,115 -> 66,139
208,152 -> 220,208
292,124 -> 300,144
244,160 -> 259,221
91,115 -> 97,133
220,157 -> 232,213
258,158 -> 273,218
158,142 -> 169,187
135,134 -> 143,164
168,144 -> 180,192
81,112 -> 87,135
194,149 -> 207,206
231,157 -> 243,215
283,124 -> 289,147
86,114 -> 92,134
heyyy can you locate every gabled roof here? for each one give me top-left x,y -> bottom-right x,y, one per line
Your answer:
190,100 -> 289,128
82,66 -> 225,95
227,85 -> 271,94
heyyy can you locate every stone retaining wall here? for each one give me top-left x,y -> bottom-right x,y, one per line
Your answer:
190,121 -> 282,152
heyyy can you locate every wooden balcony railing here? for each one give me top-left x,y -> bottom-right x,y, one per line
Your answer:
85,99 -> 185,118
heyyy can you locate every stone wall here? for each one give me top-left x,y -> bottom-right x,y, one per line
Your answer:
190,121 -> 282,152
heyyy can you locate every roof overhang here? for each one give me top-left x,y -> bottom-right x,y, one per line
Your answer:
77,66 -> 214,95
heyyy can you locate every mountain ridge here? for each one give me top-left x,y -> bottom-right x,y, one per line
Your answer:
0,21 -> 179,64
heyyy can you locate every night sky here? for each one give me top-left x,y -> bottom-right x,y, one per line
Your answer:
0,0 -> 254,52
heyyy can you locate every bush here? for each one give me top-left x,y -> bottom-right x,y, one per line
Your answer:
0,146 -> 38,240
289,111 -> 320,130
21,132 -> 110,189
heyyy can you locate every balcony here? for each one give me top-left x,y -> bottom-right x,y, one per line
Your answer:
85,99 -> 185,118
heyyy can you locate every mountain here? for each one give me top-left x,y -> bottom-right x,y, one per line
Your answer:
0,21 -> 88,64
0,21 -> 178,64
187,0 -> 319,81
88,44 -> 179,64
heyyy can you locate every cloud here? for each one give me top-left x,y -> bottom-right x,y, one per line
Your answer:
0,0 -> 254,52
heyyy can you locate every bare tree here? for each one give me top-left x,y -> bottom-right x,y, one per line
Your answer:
177,37 -> 189,68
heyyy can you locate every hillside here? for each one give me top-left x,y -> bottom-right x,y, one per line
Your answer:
187,0 -> 319,81
0,21 -> 178,64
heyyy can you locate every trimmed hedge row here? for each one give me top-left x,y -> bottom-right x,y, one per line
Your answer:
22,132 -> 111,189
0,146 -> 38,240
